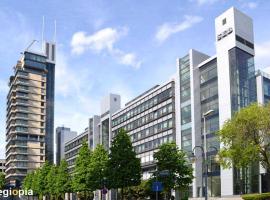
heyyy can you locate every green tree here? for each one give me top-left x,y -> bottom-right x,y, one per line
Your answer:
72,141 -> 92,199
218,103 -> 270,171
87,144 -> 108,195
153,142 -> 193,199
56,160 -> 72,200
122,180 -> 151,200
46,164 -> 58,199
31,168 -> 41,198
38,161 -> 51,199
0,173 -> 5,189
23,172 -> 33,191
106,129 -> 141,200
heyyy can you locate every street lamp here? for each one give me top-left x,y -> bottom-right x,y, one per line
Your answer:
191,146 -> 205,199
202,110 -> 214,200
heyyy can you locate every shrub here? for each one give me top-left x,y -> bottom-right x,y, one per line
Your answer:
242,193 -> 270,200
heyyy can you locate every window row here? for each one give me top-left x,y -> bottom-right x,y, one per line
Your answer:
134,134 -> 174,154
115,104 -> 173,132
65,135 -> 88,152
112,88 -> 174,127
124,118 -> 174,142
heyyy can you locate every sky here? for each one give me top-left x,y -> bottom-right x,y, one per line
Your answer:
0,0 -> 270,158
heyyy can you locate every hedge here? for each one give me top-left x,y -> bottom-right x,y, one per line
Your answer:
242,193 -> 270,200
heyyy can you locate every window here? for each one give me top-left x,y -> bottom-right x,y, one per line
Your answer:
200,61 -> 217,84
222,18 -> 226,25
181,105 -> 191,125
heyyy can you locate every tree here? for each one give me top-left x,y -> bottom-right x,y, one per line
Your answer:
0,173 -> 5,189
46,164 -> 58,199
31,168 -> 41,198
122,180 -> 151,200
106,129 -> 141,200
87,144 -> 108,196
56,160 -> 72,200
153,142 -> 193,199
218,103 -> 270,171
38,161 -> 51,199
72,141 -> 92,199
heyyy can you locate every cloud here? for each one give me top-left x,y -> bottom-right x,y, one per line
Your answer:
256,40 -> 270,69
238,0 -> 258,9
0,79 -> 8,94
189,0 -> 220,5
54,49 -> 100,132
71,27 -> 141,68
155,15 -> 203,43
196,0 -> 219,5
245,2 -> 258,9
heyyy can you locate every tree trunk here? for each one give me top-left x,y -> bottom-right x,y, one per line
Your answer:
121,188 -> 123,200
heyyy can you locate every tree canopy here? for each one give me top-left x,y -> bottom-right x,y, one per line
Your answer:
218,103 -> 270,171
106,129 -> 141,199
87,144 -> 109,191
152,142 -> 193,198
0,173 -> 5,189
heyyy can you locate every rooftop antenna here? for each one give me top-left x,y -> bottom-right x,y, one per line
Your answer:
41,16 -> 45,51
54,20 -> 57,43
26,40 -> 38,52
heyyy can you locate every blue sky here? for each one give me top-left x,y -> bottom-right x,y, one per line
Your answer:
0,0 -> 270,157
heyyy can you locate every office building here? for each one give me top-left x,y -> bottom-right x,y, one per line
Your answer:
175,7 -> 259,198
255,70 -> 270,193
99,94 -> 121,151
111,82 -> 175,180
5,42 -> 55,185
65,127 -> 89,173
0,159 -> 6,174
110,7 -> 270,199
55,127 -> 77,165
65,115 -> 100,172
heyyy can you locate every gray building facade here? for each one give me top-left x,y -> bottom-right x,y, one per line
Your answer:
55,127 -> 77,165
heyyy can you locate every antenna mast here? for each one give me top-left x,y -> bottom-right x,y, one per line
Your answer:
26,40 -> 38,52
54,20 -> 57,43
41,16 -> 45,51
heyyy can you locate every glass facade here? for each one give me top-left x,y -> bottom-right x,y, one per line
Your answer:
179,55 -> 192,153
229,47 -> 259,195
263,77 -> 270,103
200,58 -> 221,197
45,62 -> 55,163
229,47 -> 257,113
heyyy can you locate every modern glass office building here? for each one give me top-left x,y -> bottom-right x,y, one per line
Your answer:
5,42 -> 55,185
174,7 -> 262,198
109,7 -> 269,199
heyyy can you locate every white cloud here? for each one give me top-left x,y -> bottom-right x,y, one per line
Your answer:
54,49 -> 100,132
256,40 -> 270,69
188,0 -> 220,5
238,0 -> 258,9
245,2 -> 258,9
70,27 -> 141,68
155,15 -> 203,43
196,0 -> 219,5
0,79 -> 8,94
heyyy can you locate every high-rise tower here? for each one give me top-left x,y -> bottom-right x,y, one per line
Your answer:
5,42 -> 55,185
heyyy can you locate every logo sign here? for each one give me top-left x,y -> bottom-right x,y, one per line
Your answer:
217,27 -> 233,41
152,181 -> 163,192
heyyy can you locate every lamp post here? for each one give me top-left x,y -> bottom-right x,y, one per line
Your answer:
202,109 -> 214,200
191,110 -> 214,199
192,146 -> 205,199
